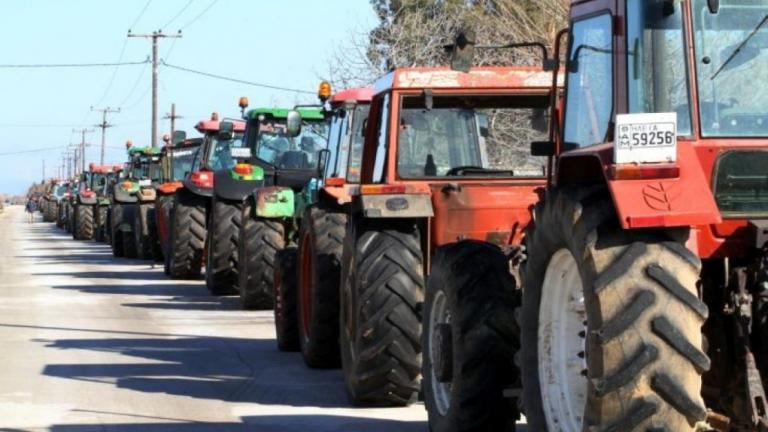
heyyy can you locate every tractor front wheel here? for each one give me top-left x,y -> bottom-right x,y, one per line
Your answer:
423,241 -> 520,432
340,221 -> 423,406
206,196 -> 242,296
298,205 -> 345,368
274,246 -> 299,351
74,204 -> 95,240
521,187 -> 709,432
168,191 -> 206,279
94,205 -> 108,242
238,201 -> 283,309
134,203 -> 154,260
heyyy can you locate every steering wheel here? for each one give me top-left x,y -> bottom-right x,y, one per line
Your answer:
445,166 -> 484,176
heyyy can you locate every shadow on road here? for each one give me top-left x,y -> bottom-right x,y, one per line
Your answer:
49,414 -> 428,432
41,336 -> 357,408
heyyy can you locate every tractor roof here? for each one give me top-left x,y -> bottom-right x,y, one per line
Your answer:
195,119 -> 246,134
89,164 -> 118,174
164,137 -> 203,154
331,87 -> 373,105
129,147 -> 161,156
373,66 -> 558,95
245,107 -> 325,121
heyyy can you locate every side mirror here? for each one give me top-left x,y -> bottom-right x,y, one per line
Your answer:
447,30 -> 476,73
317,148 -> 331,177
286,110 -> 302,138
708,0 -> 720,14
172,130 -> 187,145
218,122 -> 234,141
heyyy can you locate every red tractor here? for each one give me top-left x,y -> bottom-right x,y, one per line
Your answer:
167,115 -> 246,280
423,1 -> 768,431
335,65 -> 556,411
271,86 -> 372,359
155,135 -> 203,273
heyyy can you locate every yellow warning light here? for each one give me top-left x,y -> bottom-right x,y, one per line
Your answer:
211,112 -> 220,121
125,140 -> 133,150
318,81 -> 332,102
238,97 -> 249,109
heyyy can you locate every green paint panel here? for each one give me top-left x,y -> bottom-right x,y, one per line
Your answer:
246,107 -> 324,121
256,188 -> 294,218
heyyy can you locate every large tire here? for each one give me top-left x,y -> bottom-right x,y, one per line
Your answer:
169,191 -> 206,279
147,206 -> 162,262
65,203 -> 74,234
520,187 -> 709,432
238,201 -> 283,309
155,195 -> 174,258
56,203 -> 64,228
206,196 -> 241,296
121,205 -> 138,259
274,246 -> 300,351
74,204 -> 95,240
339,221 -> 423,406
111,204 -> 125,257
134,203 -> 154,260
424,241 -> 520,432
94,205 -> 108,242
298,205 -> 346,368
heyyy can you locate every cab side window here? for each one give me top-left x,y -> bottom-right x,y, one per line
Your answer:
563,13 -> 614,147
372,94 -> 390,183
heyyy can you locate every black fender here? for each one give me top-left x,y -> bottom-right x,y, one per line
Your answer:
213,169 -> 265,202
181,179 -> 214,198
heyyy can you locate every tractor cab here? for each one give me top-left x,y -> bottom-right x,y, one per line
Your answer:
353,66 -> 557,247
182,115 -> 247,197
158,136 -> 203,196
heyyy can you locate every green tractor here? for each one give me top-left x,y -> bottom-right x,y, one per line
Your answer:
110,145 -> 162,259
210,103 -> 329,309
71,164 -> 120,241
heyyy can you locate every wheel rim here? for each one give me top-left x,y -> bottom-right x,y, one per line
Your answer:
427,289 -> 451,416
299,232 -> 314,343
539,248 -> 588,431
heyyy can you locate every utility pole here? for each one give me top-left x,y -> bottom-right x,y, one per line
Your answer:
91,106 -> 120,165
128,30 -> 182,148
42,160 -> 45,183
72,129 -> 94,174
163,103 -> 183,139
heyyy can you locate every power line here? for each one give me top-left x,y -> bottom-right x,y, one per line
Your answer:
161,61 -> 315,94
180,0 -> 220,30
0,59 -> 149,69
161,0 -> 194,30
118,61 -> 150,107
0,146 -> 64,156
130,0 -> 154,30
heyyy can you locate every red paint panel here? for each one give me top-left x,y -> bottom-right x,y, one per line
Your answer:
607,142 -> 721,229
431,182 -> 543,247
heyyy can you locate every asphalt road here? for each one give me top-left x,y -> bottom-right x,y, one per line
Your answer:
0,207 -> 429,432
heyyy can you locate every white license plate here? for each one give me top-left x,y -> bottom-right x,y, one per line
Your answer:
139,179 -> 152,187
615,112 -> 677,164
230,147 -> 252,159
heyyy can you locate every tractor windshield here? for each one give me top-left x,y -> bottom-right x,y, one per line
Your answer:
693,0 -> 768,137
326,104 -> 370,182
397,94 -> 550,178
91,173 -> 108,193
206,133 -> 245,171
627,0 -> 692,135
54,184 -> 67,197
132,155 -> 162,181
170,147 -> 198,180
254,119 -> 329,170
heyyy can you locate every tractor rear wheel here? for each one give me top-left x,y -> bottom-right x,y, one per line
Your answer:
424,241 -> 520,432
121,205 -> 138,259
238,201 -> 283,309
94,205 -> 108,242
56,203 -> 64,228
169,191 -> 206,279
111,204 -> 125,257
65,203 -> 74,234
74,204 -> 95,240
298,205 -> 345,368
147,206 -> 162,262
340,221 -> 423,406
155,195 -> 174,257
521,187 -> 709,432
274,246 -> 299,351
206,196 -> 241,296
134,203 -> 154,260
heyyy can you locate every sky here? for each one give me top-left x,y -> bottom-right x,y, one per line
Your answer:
0,0 -> 377,194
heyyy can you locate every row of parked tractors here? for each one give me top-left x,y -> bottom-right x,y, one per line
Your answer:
34,1 -> 768,429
